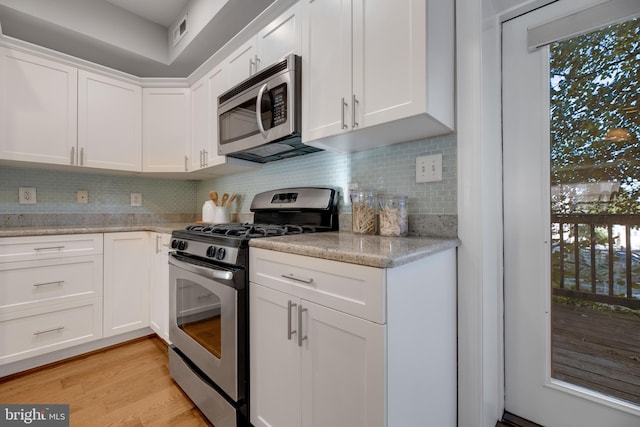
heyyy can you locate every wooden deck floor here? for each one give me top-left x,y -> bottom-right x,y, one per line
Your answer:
552,301 -> 640,405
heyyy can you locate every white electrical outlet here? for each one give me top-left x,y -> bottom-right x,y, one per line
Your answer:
131,193 -> 142,207
77,190 -> 89,204
416,154 -> 443,183
19,187 -> 37,204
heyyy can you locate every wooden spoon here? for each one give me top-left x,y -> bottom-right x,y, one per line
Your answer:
226,193 -> 237,207
210,191 -> 218,206
221,193 -> 229,207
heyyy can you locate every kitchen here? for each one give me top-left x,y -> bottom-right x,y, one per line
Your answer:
1,0 -> 639,426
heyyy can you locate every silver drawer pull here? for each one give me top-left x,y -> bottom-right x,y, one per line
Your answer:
33,326 -> 64,336
281,273 -> 314,284
33,281 -> 64,287
34,246 -> 65,251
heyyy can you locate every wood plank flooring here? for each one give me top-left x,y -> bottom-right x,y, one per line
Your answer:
552,301 -> 640,405
0,336 -> 212,426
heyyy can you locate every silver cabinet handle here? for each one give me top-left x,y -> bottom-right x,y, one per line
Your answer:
34,246 -> 65,251
80,147 -> 84,166
33,280 -> 64,287
34,326 -> 64,336
200,150 -> 204,168
155,234 -> 162,253
297,305 -> 307,347
287,300 -> 297,340
256,83 -> 269,138
281,273 -> 314,284
254,54 -> 261,71
249,58 -> 256,75
341,98 -> 348,129
70,146 -> 75,165
203,150 -> 208,167
184,155 -> 189,172
352,94 -> 359,128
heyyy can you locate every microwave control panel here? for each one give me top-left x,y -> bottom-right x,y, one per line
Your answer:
272,84 -> 287,126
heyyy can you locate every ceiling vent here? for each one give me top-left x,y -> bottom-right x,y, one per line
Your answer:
172,14 -> 188,47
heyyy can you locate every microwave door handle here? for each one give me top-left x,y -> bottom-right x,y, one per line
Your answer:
256,83 -> 269,138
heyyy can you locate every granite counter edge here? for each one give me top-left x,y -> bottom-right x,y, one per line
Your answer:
250,237 -> 460,268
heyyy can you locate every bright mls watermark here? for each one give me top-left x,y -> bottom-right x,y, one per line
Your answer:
1,405 -> 69,426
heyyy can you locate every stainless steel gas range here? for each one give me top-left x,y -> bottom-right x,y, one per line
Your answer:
167,187 -> 338,427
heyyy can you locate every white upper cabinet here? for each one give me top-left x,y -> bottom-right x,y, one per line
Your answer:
256,2 -> 302,70
225,37 -> 258,89
78,71 -> 142,171
191,65 -> 228,170
302,0 -> 455,152
142,87 -> 191,173
224,2 -> 302,89
0,47 -> 78,166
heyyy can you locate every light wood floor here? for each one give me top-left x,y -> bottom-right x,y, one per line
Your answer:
0,336 -> 213,427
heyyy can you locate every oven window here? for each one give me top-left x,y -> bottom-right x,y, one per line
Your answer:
176,279 -> 222,359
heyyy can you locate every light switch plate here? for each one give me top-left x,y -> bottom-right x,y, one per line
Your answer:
131,193 -> 142,207
416,154 -> 443,183
19,187 -> 37,204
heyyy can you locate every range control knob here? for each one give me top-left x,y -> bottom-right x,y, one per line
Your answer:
177,240 -> 188,251
216,247 -> 226,260
170,239 -> 179,249
206,246 -> 217,258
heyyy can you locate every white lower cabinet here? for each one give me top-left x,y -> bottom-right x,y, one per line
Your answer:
250,247 -> 457,427
251,283 -> 384,427
103,232 -> 150,337
0,234 -> 103,365
149,232 -> 170,343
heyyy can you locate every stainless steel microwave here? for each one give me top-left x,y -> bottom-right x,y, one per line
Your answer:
217,54 -> 321,163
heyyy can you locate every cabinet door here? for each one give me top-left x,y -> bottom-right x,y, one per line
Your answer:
225,37 -> 258,88
257,2 -> 302,70
103,232 -> 150,337
142,88 -> 191,172
149,233 -> 170,342
0,47 -> 77,165
78,71 -> 142,171
302,0 -> 352,143
250,283 -> 301,427
352,0 -> 426,129
301,300 -> 385,427
191,65 -> 228,170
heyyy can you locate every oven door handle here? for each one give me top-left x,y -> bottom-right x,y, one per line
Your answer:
169,255 -> 234,282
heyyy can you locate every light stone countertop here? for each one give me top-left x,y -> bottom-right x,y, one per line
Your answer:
249,231 -> 460,268
0,223 -> 192,238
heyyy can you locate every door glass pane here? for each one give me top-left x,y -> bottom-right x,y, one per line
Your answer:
550,17 -> 640,405
176,279 -> 222,359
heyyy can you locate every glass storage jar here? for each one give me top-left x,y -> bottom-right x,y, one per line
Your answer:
350,190 -> 377,234
378,195 -> 408,236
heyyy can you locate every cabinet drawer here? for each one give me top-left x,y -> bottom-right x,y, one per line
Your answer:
0,298 -> 103,364
250,248 -> 385,323
0,256 -> 103,313
0,234 -> 103,263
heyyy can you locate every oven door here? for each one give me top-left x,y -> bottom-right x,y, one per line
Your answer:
168,253 -> 240,401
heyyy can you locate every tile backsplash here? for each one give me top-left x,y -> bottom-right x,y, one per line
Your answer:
198,133 -> 457,215
0,166 -> 198,214
0,133 -> 456,233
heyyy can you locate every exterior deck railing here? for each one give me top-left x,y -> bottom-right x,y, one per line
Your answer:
552,213 -> 640,309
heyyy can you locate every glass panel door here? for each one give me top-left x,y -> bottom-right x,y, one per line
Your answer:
550,16 -> 640,405
503,1 -> 640,424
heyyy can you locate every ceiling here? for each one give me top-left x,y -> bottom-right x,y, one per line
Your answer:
0,0 -> 274,78
104,0 -> 190,27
